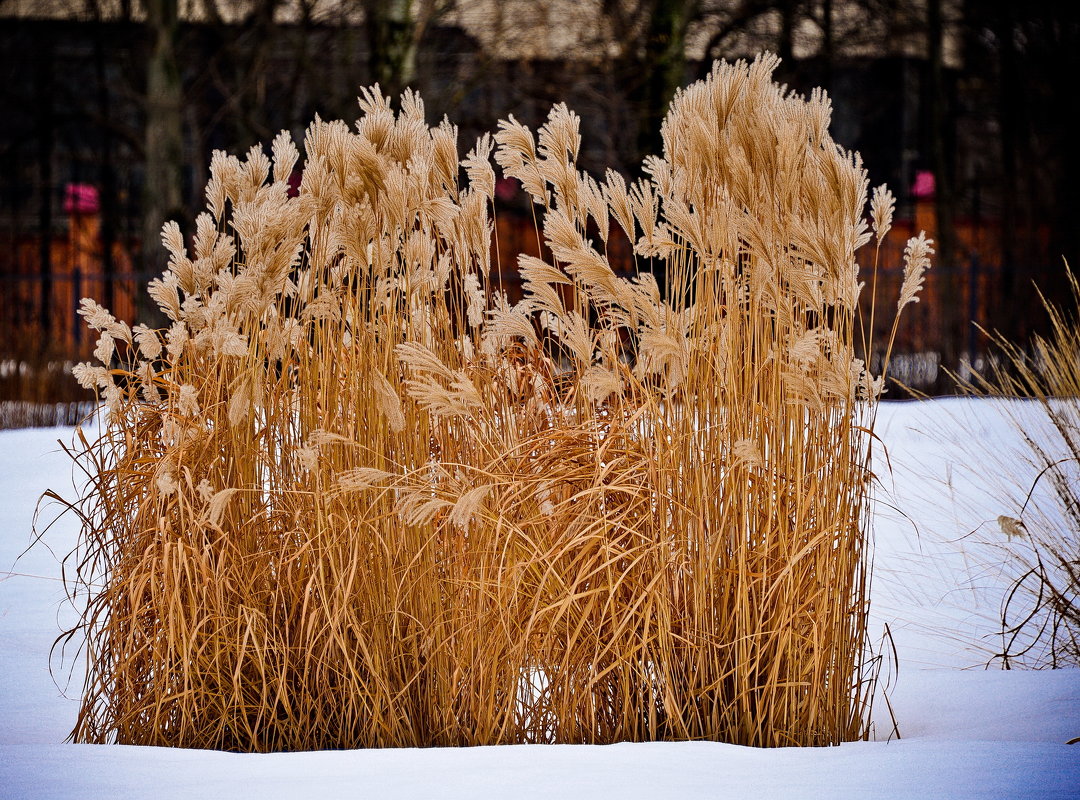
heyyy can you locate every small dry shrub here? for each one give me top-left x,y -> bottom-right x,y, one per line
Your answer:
59,55 -> 928,750
963,272 -> 1080,667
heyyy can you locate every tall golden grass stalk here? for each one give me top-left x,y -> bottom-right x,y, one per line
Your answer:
60,55 -> 928,750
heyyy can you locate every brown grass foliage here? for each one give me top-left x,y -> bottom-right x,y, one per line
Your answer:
59,55 -> 928,750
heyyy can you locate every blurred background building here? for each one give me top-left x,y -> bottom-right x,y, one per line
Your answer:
1,0 -> 1077,412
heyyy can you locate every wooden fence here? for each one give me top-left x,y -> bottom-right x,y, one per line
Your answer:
0,209 -> 1021,395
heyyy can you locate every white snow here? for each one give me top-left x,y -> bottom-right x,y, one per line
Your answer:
1,400 -> 1078,798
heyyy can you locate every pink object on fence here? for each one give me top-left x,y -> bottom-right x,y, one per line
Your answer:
495,177 -> 518,203
63,183 -> 100,215
912,170 -> 936,200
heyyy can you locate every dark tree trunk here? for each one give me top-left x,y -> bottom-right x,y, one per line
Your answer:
778,0 -> 796,67
928,0 -> 956,268
143,0 -> 184,281
35,37 -> 54,354
631,0 -> 692,164
821,0 -> 834,95
94,9 -> 117,312
233,1 -> 281,147
927,0 -> 960,376
1049,7 -> 1080,278
366,0 -> 419,101
993,3 -> 1020,328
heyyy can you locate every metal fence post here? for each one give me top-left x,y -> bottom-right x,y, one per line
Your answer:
967,253 -> 980,367
73,268 -> 82,348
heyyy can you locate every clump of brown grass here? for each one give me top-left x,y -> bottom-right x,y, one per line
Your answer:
59,55 -> 927,751
961,270 -> 1080,667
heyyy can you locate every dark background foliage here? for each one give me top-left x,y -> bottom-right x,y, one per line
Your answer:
2,0 -> 1078,405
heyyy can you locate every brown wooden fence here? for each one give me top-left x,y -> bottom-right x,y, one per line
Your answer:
1,211 -> 143,361
0,208 -> 1023,396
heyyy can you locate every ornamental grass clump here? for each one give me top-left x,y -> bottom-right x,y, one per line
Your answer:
61,54 -> 928,751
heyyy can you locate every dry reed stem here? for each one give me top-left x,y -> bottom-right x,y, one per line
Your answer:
59,55 -> 926,751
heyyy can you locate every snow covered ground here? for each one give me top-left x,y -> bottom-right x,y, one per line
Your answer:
1,399 -> 1078,799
